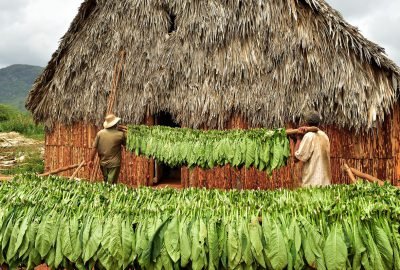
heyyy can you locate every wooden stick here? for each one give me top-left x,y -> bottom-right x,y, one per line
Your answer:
0,176 -> 12,182
70,160 -> 86,180
39,163 -> 83,177
107,50 -> 126,114
118,125 -> 316,135
286,127 -> 319,135
343,163 -> 357,184
349,167 -> 386,186
88,50 -> 126,183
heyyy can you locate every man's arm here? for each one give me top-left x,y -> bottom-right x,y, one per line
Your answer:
294,136 -> 302,163
87,134 -> 99,168
87,147 -> 97,169
294,127 -> 312,162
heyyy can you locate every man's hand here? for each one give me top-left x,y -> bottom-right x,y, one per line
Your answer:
298,126 -> 308,134
297,127 -> 310,138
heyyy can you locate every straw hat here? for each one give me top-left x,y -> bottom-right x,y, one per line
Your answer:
103,114 -> 121,129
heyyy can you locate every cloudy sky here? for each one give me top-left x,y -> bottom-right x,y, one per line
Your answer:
0,0 -> 399,68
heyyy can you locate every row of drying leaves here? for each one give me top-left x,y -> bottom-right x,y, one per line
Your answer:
0,175 -> 400,270
126,125 -> 290,172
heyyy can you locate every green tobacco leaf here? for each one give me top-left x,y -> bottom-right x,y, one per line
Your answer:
35,215 -> 56,258
249,219 -> 266,268
165,216 -> 180,263
245,138 -> 256,168
271,136 -> 283,170
27,248 -> 41,270
266,221 -> 288,270
141,217 -> 168,267
126,125 -> 288,172
6,217 -> 21,260
207,219 -> 219,270
241,220 -> 254,266
366,230 -> 386,270
82,216 -> 93,252
180,217 -> 191,267
60,218 -> 73,259
227,221 -> 241,269
70,216 -> 82,262
374,225 -> 393,270
108,215 -> 123,261
13,212 -> 31,259
54,224 -> 63,269
2,214 -> 14,253
121,220 -> 133,268
191,219 -> 202,269
3,172 -> 400,270
161,244 -> 174,270
323,225 -> 347,270
83,217 -> 103,263
352,222 -> 366,270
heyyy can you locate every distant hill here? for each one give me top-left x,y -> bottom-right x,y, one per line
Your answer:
0,64 -> 43,111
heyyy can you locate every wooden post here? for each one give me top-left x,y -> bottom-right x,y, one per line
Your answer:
146,115 -> 155,186
39,163 -> 86,177
70,160 -> 86,180
349,167 -> 386,186
343,163 -> 357,184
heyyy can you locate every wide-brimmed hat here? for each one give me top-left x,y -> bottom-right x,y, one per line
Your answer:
103,114 -> 121,129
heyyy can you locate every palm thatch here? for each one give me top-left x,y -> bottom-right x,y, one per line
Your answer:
26,0 -> 400,130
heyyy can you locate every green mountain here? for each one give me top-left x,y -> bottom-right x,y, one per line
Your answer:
0,64 -> 43,111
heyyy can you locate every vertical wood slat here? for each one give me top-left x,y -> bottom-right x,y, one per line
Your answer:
43,109 -> 399,189
146,115 -> 155,186
391,104 -> 400,185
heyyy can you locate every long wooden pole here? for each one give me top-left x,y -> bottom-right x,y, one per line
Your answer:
343,163 -> 357,184
117,126 -> 318,135
349,167 -> 386,186
70,160 -> 86,180
40,163 -> 86,177
90,50 -> 126,182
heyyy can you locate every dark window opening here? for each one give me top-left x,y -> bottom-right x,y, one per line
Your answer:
154,111 -> 181,186
156,111 -> 180,127
168,10 -> 177,33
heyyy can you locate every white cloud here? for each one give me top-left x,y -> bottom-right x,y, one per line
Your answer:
326,0 -> 400,65
0,0 -> 82,67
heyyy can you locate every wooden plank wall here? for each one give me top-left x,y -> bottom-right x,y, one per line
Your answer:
44,120 -> 153,186
181,115 -> 301,189
391,103 -> 400,186
182,111 -> 399,189
45,106 -> 400,189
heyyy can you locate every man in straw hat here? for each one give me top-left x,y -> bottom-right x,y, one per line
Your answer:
88,114 -> 126,184
294,110 -> 332,187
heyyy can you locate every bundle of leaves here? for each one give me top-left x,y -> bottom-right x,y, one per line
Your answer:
1,175 -> 400,269
126,125 -> 290,172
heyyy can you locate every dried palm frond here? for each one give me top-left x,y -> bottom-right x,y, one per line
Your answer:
26,0 -> 400,131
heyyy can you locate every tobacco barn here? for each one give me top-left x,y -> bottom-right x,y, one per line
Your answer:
26,0 -> 400,189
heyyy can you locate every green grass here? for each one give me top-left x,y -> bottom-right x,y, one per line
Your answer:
0,104 -> 44,139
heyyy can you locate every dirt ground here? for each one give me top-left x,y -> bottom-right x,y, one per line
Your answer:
0,132 -> 44,177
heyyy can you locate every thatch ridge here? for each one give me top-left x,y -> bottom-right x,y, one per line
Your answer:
27,0 -> 400,130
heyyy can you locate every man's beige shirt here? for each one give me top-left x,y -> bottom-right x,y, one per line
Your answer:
93,128 -> 126,168
295,130 -> 332,187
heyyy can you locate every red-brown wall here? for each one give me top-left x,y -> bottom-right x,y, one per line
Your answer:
44,106 -> 400,189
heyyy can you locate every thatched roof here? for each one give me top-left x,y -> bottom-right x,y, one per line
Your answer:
26,0 -> 400,130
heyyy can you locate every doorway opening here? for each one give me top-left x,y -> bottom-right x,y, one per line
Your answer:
154,111 -> 181,187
